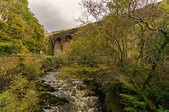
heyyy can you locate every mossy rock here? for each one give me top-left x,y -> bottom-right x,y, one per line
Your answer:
39,92 -> 69,109
35,81 -> 55,92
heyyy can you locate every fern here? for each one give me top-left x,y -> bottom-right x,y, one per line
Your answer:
120,93 -> 147,112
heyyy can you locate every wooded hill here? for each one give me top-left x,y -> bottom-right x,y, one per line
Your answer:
57,0 -> 169,111
0,0 -> 45,54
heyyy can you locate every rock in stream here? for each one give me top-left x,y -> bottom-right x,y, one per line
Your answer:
39,69 -> 101,112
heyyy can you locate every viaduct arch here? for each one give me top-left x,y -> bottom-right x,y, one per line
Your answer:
52,28 -> 77,57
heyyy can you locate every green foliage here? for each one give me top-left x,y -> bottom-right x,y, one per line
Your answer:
0,75 -> 40,112
0,0 -> 45,54
46,55 -> 58,65
56,64 -> 110,81
0,42 -> 21,54
61,35 -> 113,66
0,54 -> 59,111
120,94 -> 147,112
41,55 -> 61,71
62,36 -> 98,65
0,91 -> 18,112
24,38 -> 35,52
71,0 -> 169,111
145,87 -> 169,108
157,106 -> 169,112
101,81 -> 148,112
23,61 -> 41,80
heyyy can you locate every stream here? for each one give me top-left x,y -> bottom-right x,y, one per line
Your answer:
39,69 -> 101,112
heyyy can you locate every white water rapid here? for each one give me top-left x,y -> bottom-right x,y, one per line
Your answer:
39,69 -> 101,112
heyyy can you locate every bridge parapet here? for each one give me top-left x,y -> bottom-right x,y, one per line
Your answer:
53,28 -> 77,40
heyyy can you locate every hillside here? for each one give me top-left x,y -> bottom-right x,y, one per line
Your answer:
0,0 -> 45,54
55,1 -> 169,111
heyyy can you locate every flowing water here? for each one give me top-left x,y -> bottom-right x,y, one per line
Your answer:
39,69 -> 101,112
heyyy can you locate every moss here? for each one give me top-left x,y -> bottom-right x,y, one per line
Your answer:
39,92 -> 69,109
35,80 -> 55,92
35,80 -> 69,110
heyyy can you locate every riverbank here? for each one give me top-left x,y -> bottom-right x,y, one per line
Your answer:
0,54 -> 61,112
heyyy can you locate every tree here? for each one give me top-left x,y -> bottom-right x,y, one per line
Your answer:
0,0 -> 45,54
77,0 -> 169,111
78,0 -> 110,24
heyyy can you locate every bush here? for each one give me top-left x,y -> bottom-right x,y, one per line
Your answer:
61,36 -> 112,66
42,55 -> 61,71
145,87 -> 169,110
23,61 -> 41,80
0,42 -> 21,54
101,81 -> 148,112
56,64 -> 110,81
0,75 -> 40,112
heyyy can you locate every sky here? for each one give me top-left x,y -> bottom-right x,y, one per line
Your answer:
27,0 -> 162,32
28,0 -> 82,32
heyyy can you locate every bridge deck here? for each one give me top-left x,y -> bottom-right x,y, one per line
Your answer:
53,28 -> 77,39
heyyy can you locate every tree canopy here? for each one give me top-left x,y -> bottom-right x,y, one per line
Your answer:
0,0 -> 45,54
60,0 -> 169,111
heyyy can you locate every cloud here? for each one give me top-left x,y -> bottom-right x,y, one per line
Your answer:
28,0 -> 82,32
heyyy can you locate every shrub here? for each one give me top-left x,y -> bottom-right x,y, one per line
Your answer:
0,42 -> 21,54
23,61 -> 41,80
101,81 -> 148,112
56,64 -> 110,81
61,36 -> 112,66
0,75 -> 40,112
42,55 -> 61,71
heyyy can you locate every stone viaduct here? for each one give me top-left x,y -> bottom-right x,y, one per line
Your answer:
52,28 -> 77,57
